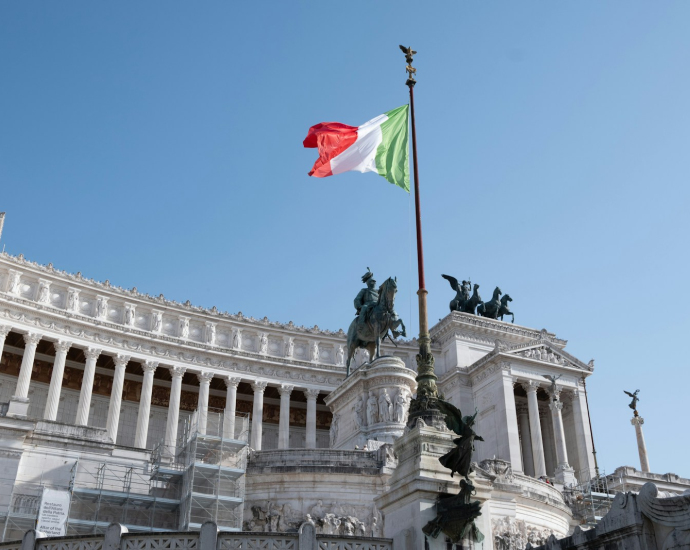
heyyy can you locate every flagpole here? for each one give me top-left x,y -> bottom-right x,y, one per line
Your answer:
401,46 -> 439,420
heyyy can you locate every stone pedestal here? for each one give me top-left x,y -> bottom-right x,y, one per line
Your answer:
7,396 -> 29,419
324,356 -> 416,450
375,421 -> 490,550
554,464 -> 577,486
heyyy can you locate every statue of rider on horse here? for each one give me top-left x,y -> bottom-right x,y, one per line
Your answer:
346,268 -> 406,376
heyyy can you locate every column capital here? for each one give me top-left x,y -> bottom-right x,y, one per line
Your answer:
631,416 -> 644,426
54,340 -> 72,354
23,332 -> 42,346
169,366 -> 186,379
84,347 -> 102,360
522,380 -> 541,394
278,384 -> 294,397
114,354 -> 130,368
549,400 -> 563,412
251,380 -> 268,393
304,388 -> 320,400
516,403 -> 529,416
225,376 -> 242,389
142,360 -> 158,373
197,371 -> 214,384
0,324 -> 11,338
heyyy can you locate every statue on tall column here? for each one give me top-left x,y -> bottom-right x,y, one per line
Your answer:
346,269 -> 406,376
624,389 -> 640,412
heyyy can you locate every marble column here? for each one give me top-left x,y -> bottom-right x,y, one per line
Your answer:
304,388 -> 320,449
75,347 -> 101,426
523,381 -> 547,478
105,354 -> 129,443
517,403 -> 535,477
164,366 -> 186,453
134,360 -> 158,448
549,398 -> 569,468
278,384 -> 294,449
495,368 -> 523,472
550,396 -> 576,485
196,372 -> 213,435
569,387 -> 596,478
250,380 -> 268,450
224,377 -> 241,440
44,340 -> 72,421
8,332 -> 42,418
631,415 -> 650,472
540,404 -> 556,476
0,325 -> 10,361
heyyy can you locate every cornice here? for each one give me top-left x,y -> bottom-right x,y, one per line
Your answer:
0,253 -> 342,338
431,311 -> 567,348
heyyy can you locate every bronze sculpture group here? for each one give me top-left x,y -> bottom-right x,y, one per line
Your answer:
344,268 -> 518,544
442,274 -> 515,323
422,399 -> 485,545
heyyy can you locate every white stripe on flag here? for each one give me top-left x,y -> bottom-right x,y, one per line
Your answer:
330,114 -> 388,175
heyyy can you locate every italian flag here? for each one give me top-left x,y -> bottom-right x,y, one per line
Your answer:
303,105 -> 410,192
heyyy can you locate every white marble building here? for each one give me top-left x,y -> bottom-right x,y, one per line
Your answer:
0,247 -> 684,549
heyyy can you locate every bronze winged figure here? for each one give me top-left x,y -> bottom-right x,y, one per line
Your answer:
435,399 -> 484,481
624,389 -> 640,411
399,44 -> 417,63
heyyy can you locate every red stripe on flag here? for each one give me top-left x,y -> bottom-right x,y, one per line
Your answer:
303,122 -> 358,177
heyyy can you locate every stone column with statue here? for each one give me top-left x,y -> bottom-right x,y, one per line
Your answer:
625,389 -> 650,472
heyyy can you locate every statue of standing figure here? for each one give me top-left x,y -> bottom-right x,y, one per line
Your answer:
378,390 -> 392,422
367,392 -> 378,425
394,390 -> 407,423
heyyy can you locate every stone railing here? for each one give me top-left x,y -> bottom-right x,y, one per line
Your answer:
9,521 -> 392,550
0,541 -> 22,550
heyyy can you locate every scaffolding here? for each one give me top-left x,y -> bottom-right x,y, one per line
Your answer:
0,410 -> 248,541
67,459 -> 182,534
178,409 -> 249,531
564,469 -> 615,527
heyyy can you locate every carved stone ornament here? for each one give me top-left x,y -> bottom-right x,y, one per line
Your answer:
492,517 -> 554,550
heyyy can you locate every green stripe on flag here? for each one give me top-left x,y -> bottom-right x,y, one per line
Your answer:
375,105 -> 410,192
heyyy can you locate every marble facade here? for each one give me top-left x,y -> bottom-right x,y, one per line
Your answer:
0,249 -> 627,547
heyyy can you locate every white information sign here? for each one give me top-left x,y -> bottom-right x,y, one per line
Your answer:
36,489 -> 70,536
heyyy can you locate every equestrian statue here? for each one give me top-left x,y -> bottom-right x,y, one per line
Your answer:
346,268 -> 406,376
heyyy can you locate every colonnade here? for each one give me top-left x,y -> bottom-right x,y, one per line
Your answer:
0,326 -> 324,455
515,379 -> 593,482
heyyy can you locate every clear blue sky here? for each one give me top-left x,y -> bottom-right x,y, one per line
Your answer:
1,2 -> 689,478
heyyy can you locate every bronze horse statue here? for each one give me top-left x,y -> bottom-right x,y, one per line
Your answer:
477,287 -> 502,319
442,275 -> 482,314
346,277 -> 406,376
498,294 -> 514,323
463,284 -> 482,315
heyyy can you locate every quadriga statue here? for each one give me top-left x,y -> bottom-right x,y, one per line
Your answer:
442,274 -> 515,323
